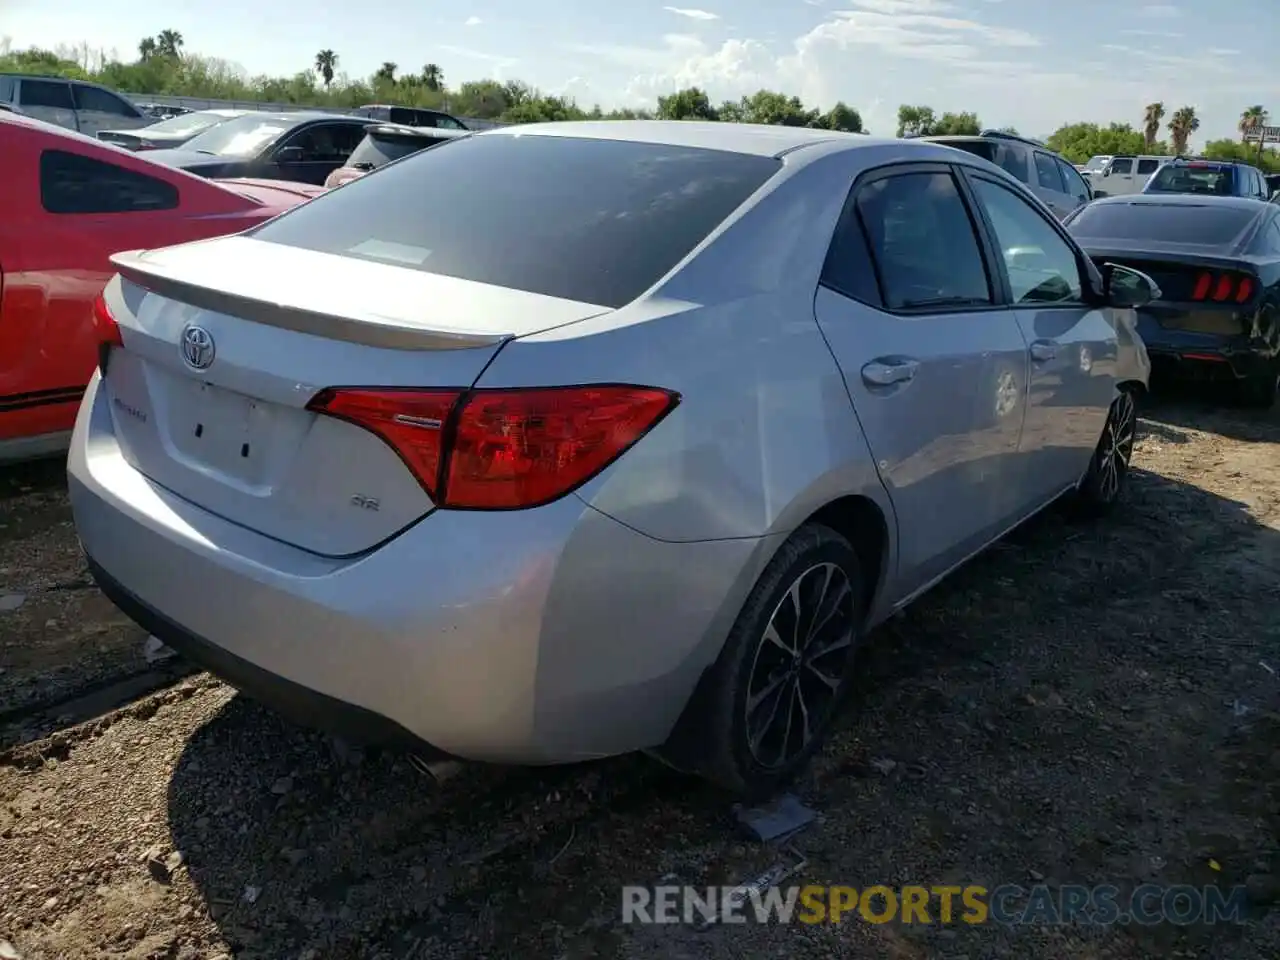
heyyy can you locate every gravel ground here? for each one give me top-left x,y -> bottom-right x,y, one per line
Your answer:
1,393 -> 1279,959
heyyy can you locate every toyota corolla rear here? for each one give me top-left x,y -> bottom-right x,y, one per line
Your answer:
68,127 -> 788,764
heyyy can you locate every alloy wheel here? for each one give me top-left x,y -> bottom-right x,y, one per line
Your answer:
1097,391 -> 1137,502
744,562 -> 856,770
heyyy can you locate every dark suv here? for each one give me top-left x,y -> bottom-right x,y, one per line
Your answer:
1142,158 -> 1272,200
922,130 -> 1091,220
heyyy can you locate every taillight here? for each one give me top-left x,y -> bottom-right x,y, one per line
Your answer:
92,292 -> 123,348
307,384 -> 680,509
1189,270 -> 1256,304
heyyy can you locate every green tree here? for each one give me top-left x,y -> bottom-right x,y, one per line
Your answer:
931,111 -> 981,135
896,104 -> 936,137
1045,122 -> 1154,164
656,87 -> 718,121
375,61 -> 398,84
1142,102 -> 1165,151
421,63 -> 443,92
156,30 -> 184,60
314,49 -> 337,88
1168,105 -> 1199,156
138,37 -> 157,61
1239,104 -> 1268,142
819,101 -> 863,133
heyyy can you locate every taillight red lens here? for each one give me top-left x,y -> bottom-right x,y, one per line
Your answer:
92,292 -> 123,348
1191,272 -> 1212,301
308,384 -> 679,509
307,387 -> 461,500
1212,275 -> 1233,301
1190,271 -> 1255,304
1236,277 -> 1254,302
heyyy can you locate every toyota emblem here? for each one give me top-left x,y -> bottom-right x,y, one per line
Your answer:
180,324 -> 216,371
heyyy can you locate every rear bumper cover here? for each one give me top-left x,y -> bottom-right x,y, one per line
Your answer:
69,372 -> 770,764
1136,313 -> 1273,379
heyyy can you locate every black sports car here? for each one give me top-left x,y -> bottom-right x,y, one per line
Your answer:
143,111 -> 370,186
1066,194 -> 1280,407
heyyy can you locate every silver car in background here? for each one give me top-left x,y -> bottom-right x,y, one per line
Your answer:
69,122 -> 1154,795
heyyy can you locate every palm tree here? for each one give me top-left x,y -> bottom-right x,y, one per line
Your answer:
1142,102 -> 1164,151
421,63 -> 443,91
1168,106 -> 1200,156
138,36 -> 157,61
314,49 -> 338,88
375,61 -> 398,83
156,29 -> 184,60
1239,104 -> 1269,142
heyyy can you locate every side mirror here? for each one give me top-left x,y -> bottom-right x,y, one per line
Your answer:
1271,189 -> 1280,204
1102,262 -> 1160,308
1101,167 -> 1111,177
275,145 -> 305,163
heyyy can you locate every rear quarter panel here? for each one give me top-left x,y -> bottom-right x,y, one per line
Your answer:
473,145 -> 898,549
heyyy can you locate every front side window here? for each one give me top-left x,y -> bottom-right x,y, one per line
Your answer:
1034,152 -> 1065,192
971,177 -> 1083,305
279,123 -> 365,162
72,85 -> 138,117
21,79 -> 74,110
855,171 -> 992,310
1109,159 -> 1134,175
40,149 -> 180,214
250,133 -> 781,309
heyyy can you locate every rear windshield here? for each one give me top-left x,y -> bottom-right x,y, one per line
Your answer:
139,111 -> 236,138
249,133 -> 781,308
1145,164 -> 1235,196
1067,201 -> 1259,247
345,131 -> 442,169
935,140 -> 997,163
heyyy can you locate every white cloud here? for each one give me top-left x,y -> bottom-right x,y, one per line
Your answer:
1140,4 -> 1181,16
464,16 -> 483,26
663,6 -> 720,20
1119,28 -> 1183,37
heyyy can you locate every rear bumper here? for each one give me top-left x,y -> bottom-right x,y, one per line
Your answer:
1135,314 -> 1273,380
69,372 -> 770,764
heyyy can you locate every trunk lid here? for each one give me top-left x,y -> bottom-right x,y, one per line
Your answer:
101,235 -> 609,556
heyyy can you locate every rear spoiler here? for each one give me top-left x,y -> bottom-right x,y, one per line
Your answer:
109,250 -> 513,352
1083,248 -> 1259,275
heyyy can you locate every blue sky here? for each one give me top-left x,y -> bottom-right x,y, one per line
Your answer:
3,0 -> 1276,143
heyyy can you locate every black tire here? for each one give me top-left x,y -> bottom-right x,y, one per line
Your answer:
658,523 -> 866,797
1235,370 -> 1278,410
1074,387 -> 1139,517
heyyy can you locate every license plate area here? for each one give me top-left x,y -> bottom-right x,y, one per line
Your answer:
164,378 -> 276,485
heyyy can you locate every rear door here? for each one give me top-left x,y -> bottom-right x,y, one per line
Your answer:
1101,158 -> 1136,196
1056,157 -> 1092,208
1031,150 -> 1072,219
1135,157 -> 1162,191
962,170 -> 1118,501
813,162 -> 1030,596
270,122 -> 367,184
71,84 -> 147,137
16,78 -> 77,131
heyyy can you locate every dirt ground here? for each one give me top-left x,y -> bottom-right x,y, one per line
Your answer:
1,392 -> 1279,960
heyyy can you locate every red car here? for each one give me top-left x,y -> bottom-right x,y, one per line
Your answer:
0,112 -> 324,461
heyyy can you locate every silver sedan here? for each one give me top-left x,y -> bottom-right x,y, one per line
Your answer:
68,121 -> 1153,795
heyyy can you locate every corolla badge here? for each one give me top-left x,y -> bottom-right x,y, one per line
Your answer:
180,324 -> 216,370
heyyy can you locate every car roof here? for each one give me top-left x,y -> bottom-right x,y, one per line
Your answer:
1090,193 -> 1273,212
476,120 -> 886,158
363,122 -> 468,139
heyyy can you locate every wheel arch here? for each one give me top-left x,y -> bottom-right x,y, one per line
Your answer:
800,494 -> 892,625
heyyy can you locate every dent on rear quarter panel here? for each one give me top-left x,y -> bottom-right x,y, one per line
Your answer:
471,148 -> 897,546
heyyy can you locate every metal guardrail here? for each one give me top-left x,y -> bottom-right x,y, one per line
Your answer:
128,93 -> 508,130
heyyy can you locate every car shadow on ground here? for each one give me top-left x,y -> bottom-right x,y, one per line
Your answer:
1144,382 -> 1280,444
165,449 -> 1280,959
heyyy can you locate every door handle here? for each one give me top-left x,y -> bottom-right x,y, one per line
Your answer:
1029,340 -> 1058,362
861,359 -> 920,386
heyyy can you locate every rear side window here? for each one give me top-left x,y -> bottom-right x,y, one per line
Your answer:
992,144 -> 1029,183
1034,152 -> 1065,191
1136,159 -> 1160,175
1145,164 -> 1235,196
0,77 -> 14,102
250,134 -> 781,308
72,85 -> 139,117
40,150 -> 180,214
1056,159 -> 1090,202
1067,202 -> 1259,247
21,79 -> 74,110
853,171 -> 992,310
1110,159 -> 1133,175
